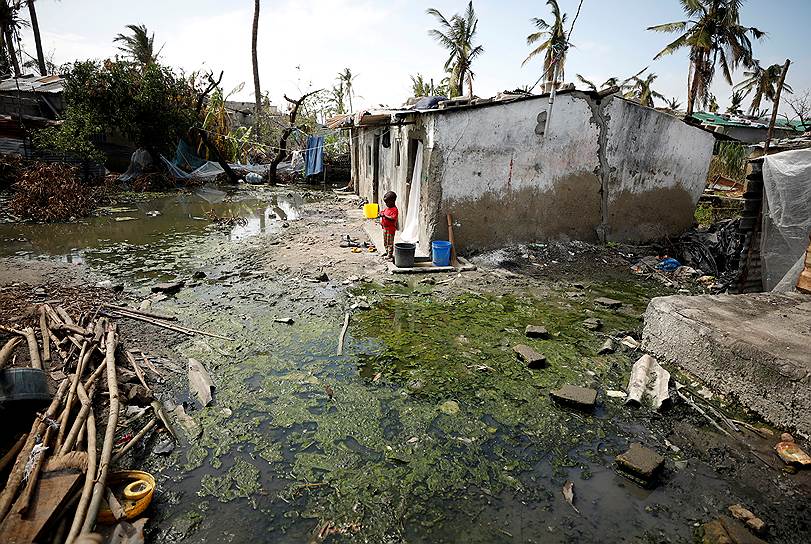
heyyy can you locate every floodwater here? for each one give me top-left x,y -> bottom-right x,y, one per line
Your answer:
2,186 -> 806,543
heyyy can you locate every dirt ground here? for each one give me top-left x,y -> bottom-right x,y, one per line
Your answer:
1,186 -> 809,543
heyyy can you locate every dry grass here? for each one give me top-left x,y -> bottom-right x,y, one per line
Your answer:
9,162 -> 101,222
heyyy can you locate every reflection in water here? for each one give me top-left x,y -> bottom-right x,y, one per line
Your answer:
0,186 -> 306,280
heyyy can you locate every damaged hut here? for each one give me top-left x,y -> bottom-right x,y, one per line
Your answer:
337,90 -> 716,253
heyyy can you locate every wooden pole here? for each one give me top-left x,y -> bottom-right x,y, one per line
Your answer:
81,324 -> 119,535
22,326 -> 43,370
111,418 -> 157,464
59,383 -> 94,456
66,406 -> 96,544
56,341 -> 92,450
447,213 -> 459,267
0,337 -> 22,370
764,59 -> 791,155
39,306 -> 51,364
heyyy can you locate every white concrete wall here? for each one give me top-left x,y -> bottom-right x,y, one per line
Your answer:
603,99 -> 715,240
429,94 -> 604,249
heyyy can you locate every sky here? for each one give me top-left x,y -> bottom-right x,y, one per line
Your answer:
19,0 -> 811,114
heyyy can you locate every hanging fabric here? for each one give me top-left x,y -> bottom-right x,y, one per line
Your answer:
401,141 -> 423,244
305,135 -> 325,177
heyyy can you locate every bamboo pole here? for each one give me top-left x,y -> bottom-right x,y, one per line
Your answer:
111,418 -> 157,464
81,324 -> 119,535
22,326 -> 43,370
39,306 -> 51,364
59,383 -> 94,456
105,309 -> 234,341
56,342 -> 92,450
0,337 -> 22,370
0,433 -> 27,473
0,379 -> 69,520
66,406 -> 96,544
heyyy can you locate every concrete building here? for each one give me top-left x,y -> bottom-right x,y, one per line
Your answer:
343,90 -> 715,253
689,112 -> 807,144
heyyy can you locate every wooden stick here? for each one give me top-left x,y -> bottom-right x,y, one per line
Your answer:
103,304 -> 178,321
84,360 -> 107,390
39,306 -> 51,364
111,418 -> 157,464
676,389 -> 733,438
0,336 -> 22,370
105,309 -> 234,341
56,342 -> 92,450
14,412 -> 60,515
0,433 -> 27,473
447,213 -> 459,267
59,383 -> 93,456
66,406 -> 96,544
51,323 -> 93,337
0,379 -> 69,520
22,326 -> 43,370
81,323 -> 119,534
337,313 -> 350,356
125,351 -> 151,395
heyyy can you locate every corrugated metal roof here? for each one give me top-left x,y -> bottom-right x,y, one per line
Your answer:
0,75 -> 64,94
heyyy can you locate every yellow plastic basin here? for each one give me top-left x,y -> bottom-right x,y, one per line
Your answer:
363,203 -> 379,219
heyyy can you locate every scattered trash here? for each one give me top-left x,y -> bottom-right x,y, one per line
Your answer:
625,354 -> 670,410
562,480 -> 580,514
774,433 -> 811,467
513,344 -> 546,369
550,385 -> 597,410
655,257 -> 681,272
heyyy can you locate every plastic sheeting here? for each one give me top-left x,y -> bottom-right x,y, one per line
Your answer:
762,148 -> 811,291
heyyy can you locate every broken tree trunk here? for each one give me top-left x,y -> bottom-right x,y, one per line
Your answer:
81,324 -> 119,535
268,90 -> 322,185
0,379 -> 69,521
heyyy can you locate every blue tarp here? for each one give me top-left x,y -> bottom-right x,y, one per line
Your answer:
305,136 -> 324,177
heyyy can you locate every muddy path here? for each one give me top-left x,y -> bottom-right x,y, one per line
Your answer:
1,184 -> 808,543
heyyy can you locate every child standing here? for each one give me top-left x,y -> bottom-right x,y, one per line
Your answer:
379,191 -> 399,261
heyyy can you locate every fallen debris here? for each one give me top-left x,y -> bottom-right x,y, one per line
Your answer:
513,344 -> 547,369
525,325 -> 549,339
625,354 -> 671,410
616,443 -> 664,484
337,313 -> 350,356
188,358 -> 215,407
703,516 -> 769,544
774,433 -> 811,467
728,504 -> 767,535
562,481 -> 580,514
550,385 -> 597,410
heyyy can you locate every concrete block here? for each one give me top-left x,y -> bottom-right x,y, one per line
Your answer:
513,345 -> 546,369
525,325 -> 549,339
616,443 -> 664,480
550,385 -> 597,409
643,293 -> 811,435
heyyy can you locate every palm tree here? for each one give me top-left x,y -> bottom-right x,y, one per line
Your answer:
648,0 -> 764,116
332,82 -> 345,114
426,2 -> 484,97
251,0 -> 262,139
727,89 -> 745,115
523,0 -> 569,93
337,68 -> 357,112
577,74 -> 624,92
0,0 -> 24,77
26,0 -> 45,75
576,74 -> 596,91
114,24 -> 161,66
623,73 -> 666,108
411,74 -> 431,97
664,97 -> 683,113
734,62 -> 792,116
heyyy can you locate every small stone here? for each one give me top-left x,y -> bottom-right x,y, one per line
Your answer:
616,443 -> 665,481
315,272 -> 329,282
595,297 -> 622,309
525,325 -> 549,339
719,516 -> 768,544
192,270 -> 207,279
572,282 -> 585,289
274,318 -> 295,325
439,400 -> 460,415
606,390 -> 627,399
702,519 -> 734,544
95,280 -> 113,289
550,385 -> 597,409
151,281 -> 185,294
127,384 -> 152,405
583,318 -> 602,331
620,336 -> 640,349
728,504 -> 767,535
598,338 -> 615,354
513,345 -> 547,369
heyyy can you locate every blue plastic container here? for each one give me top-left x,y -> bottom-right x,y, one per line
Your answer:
431,241 -> 453,267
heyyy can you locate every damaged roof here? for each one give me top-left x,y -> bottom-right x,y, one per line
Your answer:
0,75 -> 64,94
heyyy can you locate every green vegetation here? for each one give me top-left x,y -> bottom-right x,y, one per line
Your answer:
426,2 -> 483,97
524,0 -> 570,93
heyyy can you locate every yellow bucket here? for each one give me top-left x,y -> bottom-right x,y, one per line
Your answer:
98,470 -> 156,524
363,203 -> 379,219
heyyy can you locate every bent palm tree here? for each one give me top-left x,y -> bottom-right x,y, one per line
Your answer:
114,24 -> 161,66
337,68 -> 357,112
623,73 -> 666,108
426,2 -> 483,97
735,62 -> 792,116
524,0 -> 568,93
649,0 -> 764,115
664,97 -> 683,113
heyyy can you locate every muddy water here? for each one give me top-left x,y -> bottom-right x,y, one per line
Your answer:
2,186 -> 805,543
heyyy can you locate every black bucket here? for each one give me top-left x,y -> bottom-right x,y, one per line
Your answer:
393,243 -> 416,268
0,368 -> 51,405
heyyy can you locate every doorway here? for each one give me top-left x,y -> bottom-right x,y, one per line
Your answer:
373,134 -> 381,203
